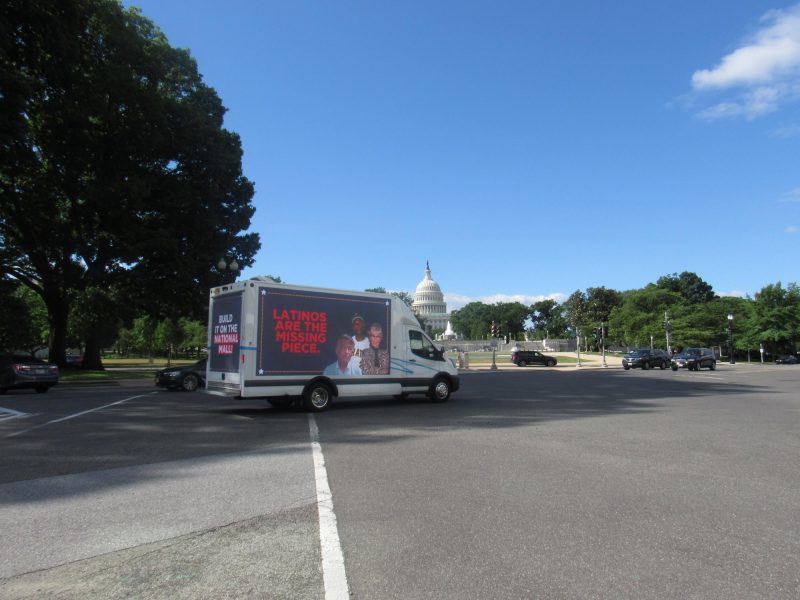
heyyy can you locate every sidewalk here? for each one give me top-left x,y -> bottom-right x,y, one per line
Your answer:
459,351 -> 623,371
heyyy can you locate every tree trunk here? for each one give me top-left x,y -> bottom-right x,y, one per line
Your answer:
46,295 -> 69,367
82,335 -> 105,370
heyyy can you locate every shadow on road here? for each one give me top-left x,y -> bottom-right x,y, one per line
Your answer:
0,369 -> 772,502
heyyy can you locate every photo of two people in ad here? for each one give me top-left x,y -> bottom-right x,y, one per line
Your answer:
323,313 -> 390,376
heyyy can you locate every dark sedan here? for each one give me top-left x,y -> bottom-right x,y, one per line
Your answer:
155,358 -> 206,391
775,354 -> 798,365
0,353 -> 59,394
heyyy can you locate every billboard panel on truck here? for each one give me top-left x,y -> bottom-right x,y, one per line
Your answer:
210,292 -> 243,373
256,287 -> 391,376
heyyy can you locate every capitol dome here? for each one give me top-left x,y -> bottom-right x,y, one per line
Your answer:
412,262 -> 450,332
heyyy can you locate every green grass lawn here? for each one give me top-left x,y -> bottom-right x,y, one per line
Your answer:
58,356 -> 201,383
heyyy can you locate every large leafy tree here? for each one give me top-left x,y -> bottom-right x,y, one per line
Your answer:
563,290 -> 590,337
494,301 -> 531,340
656,272 -> 715,303
608,286 -> 682,349
0,279 -> 48,352
1,0 -> 259,366
750,283 -> 800,354
585,286 -> 623,325
450,302 -> 493,339
529,299 -> 569,339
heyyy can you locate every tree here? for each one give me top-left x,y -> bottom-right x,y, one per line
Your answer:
656,272 -> 715,303
563,290 -> 590,340
494,302 -> 530,341
180,318 -> 207,358
450,302 -> 493,339
608,286 -> 683,349
750,283 -> 800,354
585,287 -> 623,324
1,0 -> 259,366
68,285 -> 126,367
529,299 -> 569,339
154,318 -> 184,365
0,279 -> 47,352
366,287 -> 414,307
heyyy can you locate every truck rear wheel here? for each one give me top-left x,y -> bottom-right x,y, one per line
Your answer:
428,377 -> 451,403
303,382 -> 333,412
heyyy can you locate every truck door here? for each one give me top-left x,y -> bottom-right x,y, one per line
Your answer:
408,330 -> 446,366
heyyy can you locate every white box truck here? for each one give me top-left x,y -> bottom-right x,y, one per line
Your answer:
205,277 -> 460,411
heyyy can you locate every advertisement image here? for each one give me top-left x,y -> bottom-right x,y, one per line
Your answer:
209,293 -> 242,373
256,287 -> 391,376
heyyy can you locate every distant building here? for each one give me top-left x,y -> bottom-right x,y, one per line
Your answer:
412,261 -> 450,333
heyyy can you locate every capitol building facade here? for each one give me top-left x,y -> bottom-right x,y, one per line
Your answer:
411,262 -> 452,334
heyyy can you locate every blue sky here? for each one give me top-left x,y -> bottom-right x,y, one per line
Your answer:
126,0 -> 800,309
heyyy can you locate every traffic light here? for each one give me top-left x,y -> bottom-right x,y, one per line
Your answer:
490,321 -> 497,337
601,325 -> 608,340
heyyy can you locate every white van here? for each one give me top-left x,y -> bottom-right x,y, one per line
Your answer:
205,277 -> 460,411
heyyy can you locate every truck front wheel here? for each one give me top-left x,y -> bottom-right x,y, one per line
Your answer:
428,377 -> 451,403
303,382 -> 333,412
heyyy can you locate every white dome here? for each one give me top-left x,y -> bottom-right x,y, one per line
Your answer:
415,272 -> 443,296
412,262 -> 448,328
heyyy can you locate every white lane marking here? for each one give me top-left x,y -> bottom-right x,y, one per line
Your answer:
308,414 -> 350,600
0,407 -> 34,422
2,392 -> 155,439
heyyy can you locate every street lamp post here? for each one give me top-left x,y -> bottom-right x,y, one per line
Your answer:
217,257 -> 239,280
600,322 -> 608,368
727,314 -> 735,365
575,328 -> 582,367
664,311 -> 672,355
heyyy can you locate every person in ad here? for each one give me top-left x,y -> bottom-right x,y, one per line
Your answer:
323,335 -> 363,376
350,312 -> 370,369
361,322 -> 390,375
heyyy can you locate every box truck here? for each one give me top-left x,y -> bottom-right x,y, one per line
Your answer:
205,277 -> 460,411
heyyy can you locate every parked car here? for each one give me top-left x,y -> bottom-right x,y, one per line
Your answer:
155,358 -> 206,391
622,348 -> 671,370
65,354 -> 83,367
775,354 -> 798,365
0,353 -> 59,394
510,350 -> 557,367
671,347 -> 716,371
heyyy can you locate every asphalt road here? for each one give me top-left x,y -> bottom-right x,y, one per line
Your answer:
0,364 -> 798,599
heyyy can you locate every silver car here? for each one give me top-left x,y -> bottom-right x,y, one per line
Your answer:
0,354 -> 60,394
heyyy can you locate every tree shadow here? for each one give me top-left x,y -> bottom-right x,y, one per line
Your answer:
0,369 -> 771,503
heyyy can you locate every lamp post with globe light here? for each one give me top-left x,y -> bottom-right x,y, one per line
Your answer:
217,257 -> 239,281
727,314 -> 735,365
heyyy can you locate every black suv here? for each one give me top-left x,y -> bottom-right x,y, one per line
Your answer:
622,348 -> 671,370
671,347 -> 716,371
510,350 -> 557,367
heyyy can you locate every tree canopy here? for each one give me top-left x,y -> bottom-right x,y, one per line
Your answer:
1,0 -> 259,365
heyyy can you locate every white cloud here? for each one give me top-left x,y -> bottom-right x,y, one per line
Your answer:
769,122 -> 800,136
779,187 -> 800,201
693,5 -> 800,89
691,4 -> 800,119
787,225 -> 799,233
444,292 -> 567,311
718,290 -> 749,298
